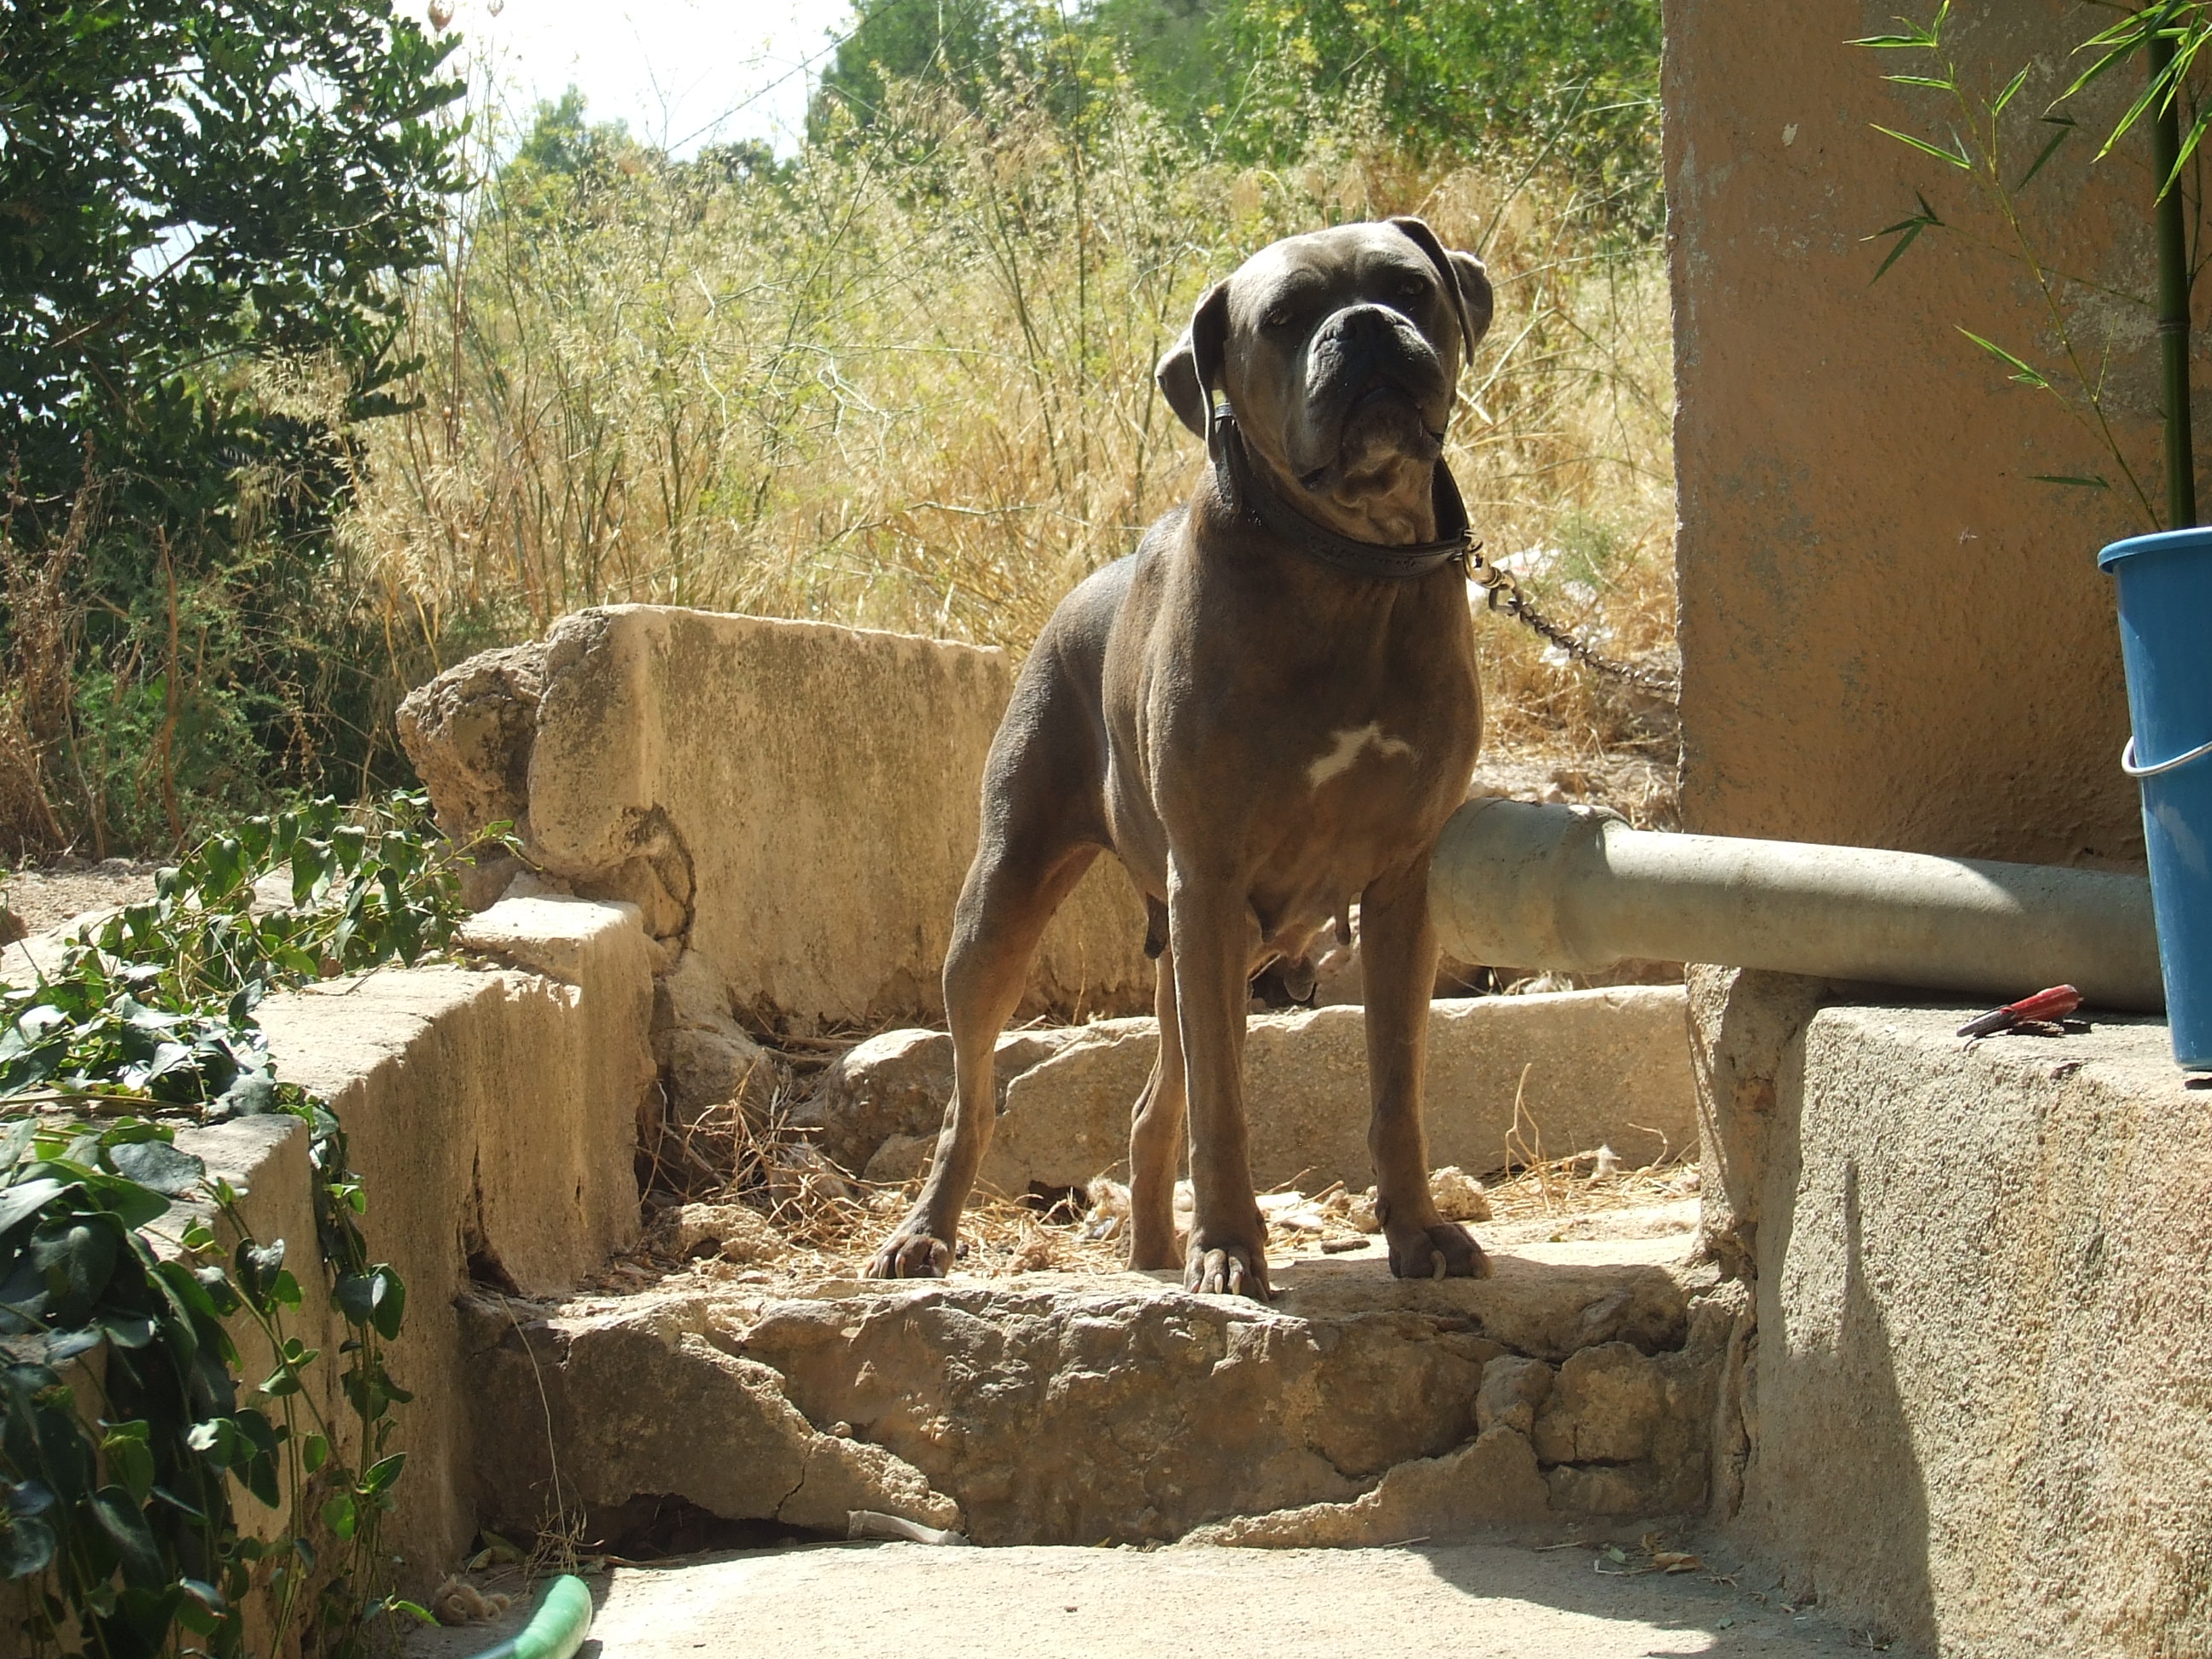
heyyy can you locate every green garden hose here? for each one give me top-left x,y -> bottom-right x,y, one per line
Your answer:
462,1575 -> 595,1659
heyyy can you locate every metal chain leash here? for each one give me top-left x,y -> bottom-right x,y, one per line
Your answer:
1459,544 -> 1681,699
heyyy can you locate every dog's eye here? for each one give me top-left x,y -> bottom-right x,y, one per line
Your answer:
1397,275 -> 1429,299
1262,305 -> 1295,330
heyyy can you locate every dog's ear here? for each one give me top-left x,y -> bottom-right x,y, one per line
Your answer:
1388,216 -> 1493,359
1156,280 -> 1230,439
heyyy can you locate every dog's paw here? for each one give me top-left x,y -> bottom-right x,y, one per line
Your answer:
864,1231 -> 952,1280
1386,1220 -> 1491,1282
1183,1234 -> 1273,1301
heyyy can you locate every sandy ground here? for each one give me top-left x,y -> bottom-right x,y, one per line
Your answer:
0,857 -> 161,940
406,1540 -> 1868,1659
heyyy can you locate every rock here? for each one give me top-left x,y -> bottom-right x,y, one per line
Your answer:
1429,1166 -> 1492,1222
811,1025 -> 1094,1178
956,991 -> 1697,1198
979,1021 -> 1159,1194
1532,1341 -> 1664,1465
462,1291 -> 959,1540
1544,1461 -> 1679,1516
863,1133 -> 935,1185
650,1203 -> 789,1264
409,610 -> 1152,1030
395,642 -> 547,842
467,1249 -> 1718,1549
1476,1354 -> 1554,1437
1185,1426 -> 1551,1547
658,1026 -> 775,1125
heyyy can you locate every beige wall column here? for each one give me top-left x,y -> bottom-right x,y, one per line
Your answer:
1662,0 -> 2205,864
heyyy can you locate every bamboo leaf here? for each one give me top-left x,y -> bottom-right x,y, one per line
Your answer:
2018,116 -> 2076,189
1959,327 -> 2051,387
1992,64 -> 2031,114
1870,123 -> 1972,169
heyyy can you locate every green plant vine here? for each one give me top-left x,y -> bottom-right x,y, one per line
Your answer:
0,794 -> 495,1657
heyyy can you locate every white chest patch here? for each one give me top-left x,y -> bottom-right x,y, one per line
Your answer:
1307,722 -> 1416,789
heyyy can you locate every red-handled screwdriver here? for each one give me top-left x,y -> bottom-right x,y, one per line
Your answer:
1955,984 -> 2084,1039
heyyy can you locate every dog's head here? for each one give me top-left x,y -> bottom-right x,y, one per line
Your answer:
1157,218 -> 1492,545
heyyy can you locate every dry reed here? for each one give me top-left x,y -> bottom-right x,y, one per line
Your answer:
341,72 -> 1675,760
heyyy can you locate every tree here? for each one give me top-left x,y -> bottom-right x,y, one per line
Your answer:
1,0 -> 465,535
806,0 -> 1661,224
0,0 -> 465,852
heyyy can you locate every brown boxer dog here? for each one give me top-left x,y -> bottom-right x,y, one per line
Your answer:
866,218 -> 1493,1299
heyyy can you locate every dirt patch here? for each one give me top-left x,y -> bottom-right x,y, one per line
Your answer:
1,855 -> 164,940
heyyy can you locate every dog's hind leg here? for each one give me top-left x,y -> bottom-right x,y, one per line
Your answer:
1360,853 -> 1489,1281
1126,938 -> 1186,1270
865,835 -> 1100,1279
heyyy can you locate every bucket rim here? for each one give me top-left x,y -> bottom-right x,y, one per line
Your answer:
2098,524 -> 2212,569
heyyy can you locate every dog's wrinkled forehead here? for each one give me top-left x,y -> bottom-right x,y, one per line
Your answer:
1226,224 -> 1444,323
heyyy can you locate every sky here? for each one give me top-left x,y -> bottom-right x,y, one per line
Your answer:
410,0 -> 860,159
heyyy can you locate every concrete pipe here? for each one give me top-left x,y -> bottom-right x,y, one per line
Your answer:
1428,798 -> 2165,1012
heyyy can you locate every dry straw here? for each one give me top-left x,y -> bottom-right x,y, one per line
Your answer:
341,68 -> 1676,761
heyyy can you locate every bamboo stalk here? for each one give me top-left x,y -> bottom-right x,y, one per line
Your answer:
2150,20 -> 2197,529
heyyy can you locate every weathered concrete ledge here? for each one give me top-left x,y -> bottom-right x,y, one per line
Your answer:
399,607 -> 1154,1029
811,986 -> 1698,1192
157,897 -> 656,1596
1693,970 -> 2212,1656
463,1240 -> 1742,1550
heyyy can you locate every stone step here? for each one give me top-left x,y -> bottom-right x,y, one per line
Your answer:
458,1231 -> 1747,1553
802,986 -> 1697,1195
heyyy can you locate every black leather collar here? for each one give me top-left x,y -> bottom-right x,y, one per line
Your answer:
1208,408 -> 1472,580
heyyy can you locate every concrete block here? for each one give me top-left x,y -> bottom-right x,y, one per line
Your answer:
221,895 -> 655,1592
934,987 -> 1695,1196
399,607 -> 1153,1029
1718,991 -> 2212,1656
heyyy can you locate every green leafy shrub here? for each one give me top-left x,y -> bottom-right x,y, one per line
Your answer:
0,795 -> 486,1656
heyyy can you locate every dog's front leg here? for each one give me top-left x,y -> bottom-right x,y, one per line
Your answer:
1167,868 -> 1272,1300
1361,854 -> 1491,1281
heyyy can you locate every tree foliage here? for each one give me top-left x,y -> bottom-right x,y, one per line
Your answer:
0,0 -> 465,857
0,0 -> 465,537
810,0 -> 1661,220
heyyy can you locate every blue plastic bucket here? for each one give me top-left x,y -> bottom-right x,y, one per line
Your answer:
2099,526 -> 2212,1068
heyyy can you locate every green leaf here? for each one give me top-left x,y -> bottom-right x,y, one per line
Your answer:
1869,122 -> 1971,169
108,1138 -> 204,1198
1958,328 -> 2050,387
1991,63 -> 2030,114
0,1514 -> 55,1579
0,1180 -> 67,1237
301,1433 -> 329,1475
100,1423 -> 155,1505
90,1487 -> 164,1589
321,1492 -> 358,1540
233,1239 -> 286,1305
2017,116 -> 2076,190
361,1452 -> 406,1495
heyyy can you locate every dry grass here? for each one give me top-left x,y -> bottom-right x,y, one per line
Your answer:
619,1051 -> 1696,1292
341,73 -> 1675,759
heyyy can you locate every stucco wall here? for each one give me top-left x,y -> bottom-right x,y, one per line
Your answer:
1664,0 -> 2199,864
